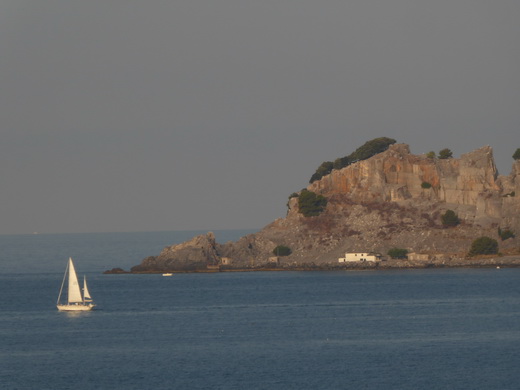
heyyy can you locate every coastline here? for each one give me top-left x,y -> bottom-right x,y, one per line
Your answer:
104,255 -> 520,274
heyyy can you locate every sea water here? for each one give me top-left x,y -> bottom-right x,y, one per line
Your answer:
1,231 -> 519,389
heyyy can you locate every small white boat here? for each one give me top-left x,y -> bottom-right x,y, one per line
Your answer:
57,257 -> 95,311
162,273 -> 173,276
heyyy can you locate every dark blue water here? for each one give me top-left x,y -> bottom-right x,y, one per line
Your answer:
1,232 -> 519,389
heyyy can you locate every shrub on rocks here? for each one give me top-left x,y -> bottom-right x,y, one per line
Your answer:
441,209 -> 460,227
387,248 -> 408,259
298,190 -> 327,217
468,236 -> 498,257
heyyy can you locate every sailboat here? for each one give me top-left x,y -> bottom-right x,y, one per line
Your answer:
57,257 -> 96,311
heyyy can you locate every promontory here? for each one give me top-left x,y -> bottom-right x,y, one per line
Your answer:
114,139 -> 520,273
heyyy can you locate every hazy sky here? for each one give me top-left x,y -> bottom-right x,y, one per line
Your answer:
1,1 -> 519,235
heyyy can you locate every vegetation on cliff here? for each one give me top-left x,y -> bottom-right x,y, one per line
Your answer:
298,190 -> 327,217
310,137 -> 396,183
425,148 -> 454,160
273,245 -> 292,256
438,148 -> 453,159
468,236 -> 499,257
310,161 -> 334,184
513,148 -> 520,160
441,210 -> 460,227
387,248 -> 408,259
498,227 -> 515,241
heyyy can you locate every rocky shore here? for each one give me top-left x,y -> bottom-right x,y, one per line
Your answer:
105,255 -> 520,274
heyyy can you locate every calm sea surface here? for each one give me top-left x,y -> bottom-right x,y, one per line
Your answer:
1,231 -> 519,389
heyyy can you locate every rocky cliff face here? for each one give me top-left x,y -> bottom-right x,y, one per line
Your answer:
309,144 -> 501,215
131,144 -> 520,272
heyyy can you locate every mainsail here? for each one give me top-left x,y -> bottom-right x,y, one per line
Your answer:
67,258 -> 83,303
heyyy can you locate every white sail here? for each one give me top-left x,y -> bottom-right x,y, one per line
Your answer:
67,258 -> 83,303
83,276 -> 93,302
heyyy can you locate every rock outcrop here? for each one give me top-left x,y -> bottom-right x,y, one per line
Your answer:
131,232 -> 220,272
130,144 -> 520,272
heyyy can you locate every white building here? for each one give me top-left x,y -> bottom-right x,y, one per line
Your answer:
338,252 -> 382,263
221,257 -> 232,265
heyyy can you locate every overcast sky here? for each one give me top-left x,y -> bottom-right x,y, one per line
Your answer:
1,1 -> 519,235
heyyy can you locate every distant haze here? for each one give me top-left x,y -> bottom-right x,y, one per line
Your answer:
1,1 -> 519,234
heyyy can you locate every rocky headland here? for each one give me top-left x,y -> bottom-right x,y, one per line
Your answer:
115,143 -> 520,274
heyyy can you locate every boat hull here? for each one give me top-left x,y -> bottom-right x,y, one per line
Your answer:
57,304 -> 95,311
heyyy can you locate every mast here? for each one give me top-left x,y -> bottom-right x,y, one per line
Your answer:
57,259 -> 69,305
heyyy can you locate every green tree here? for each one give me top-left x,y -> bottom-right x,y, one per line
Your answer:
513,148 -> 520,160
468,236 -> 498,256
426,151 -> 436,159
421,182 -> 432,189
438,148 -> 453,159
333,156 -> 351,170
387,248 -> 408,259
441,209 -> 460,227
298,190 -> 328,217
310,161 -> 333,183
348,137 -> 396,162
273,245 -> 292,256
